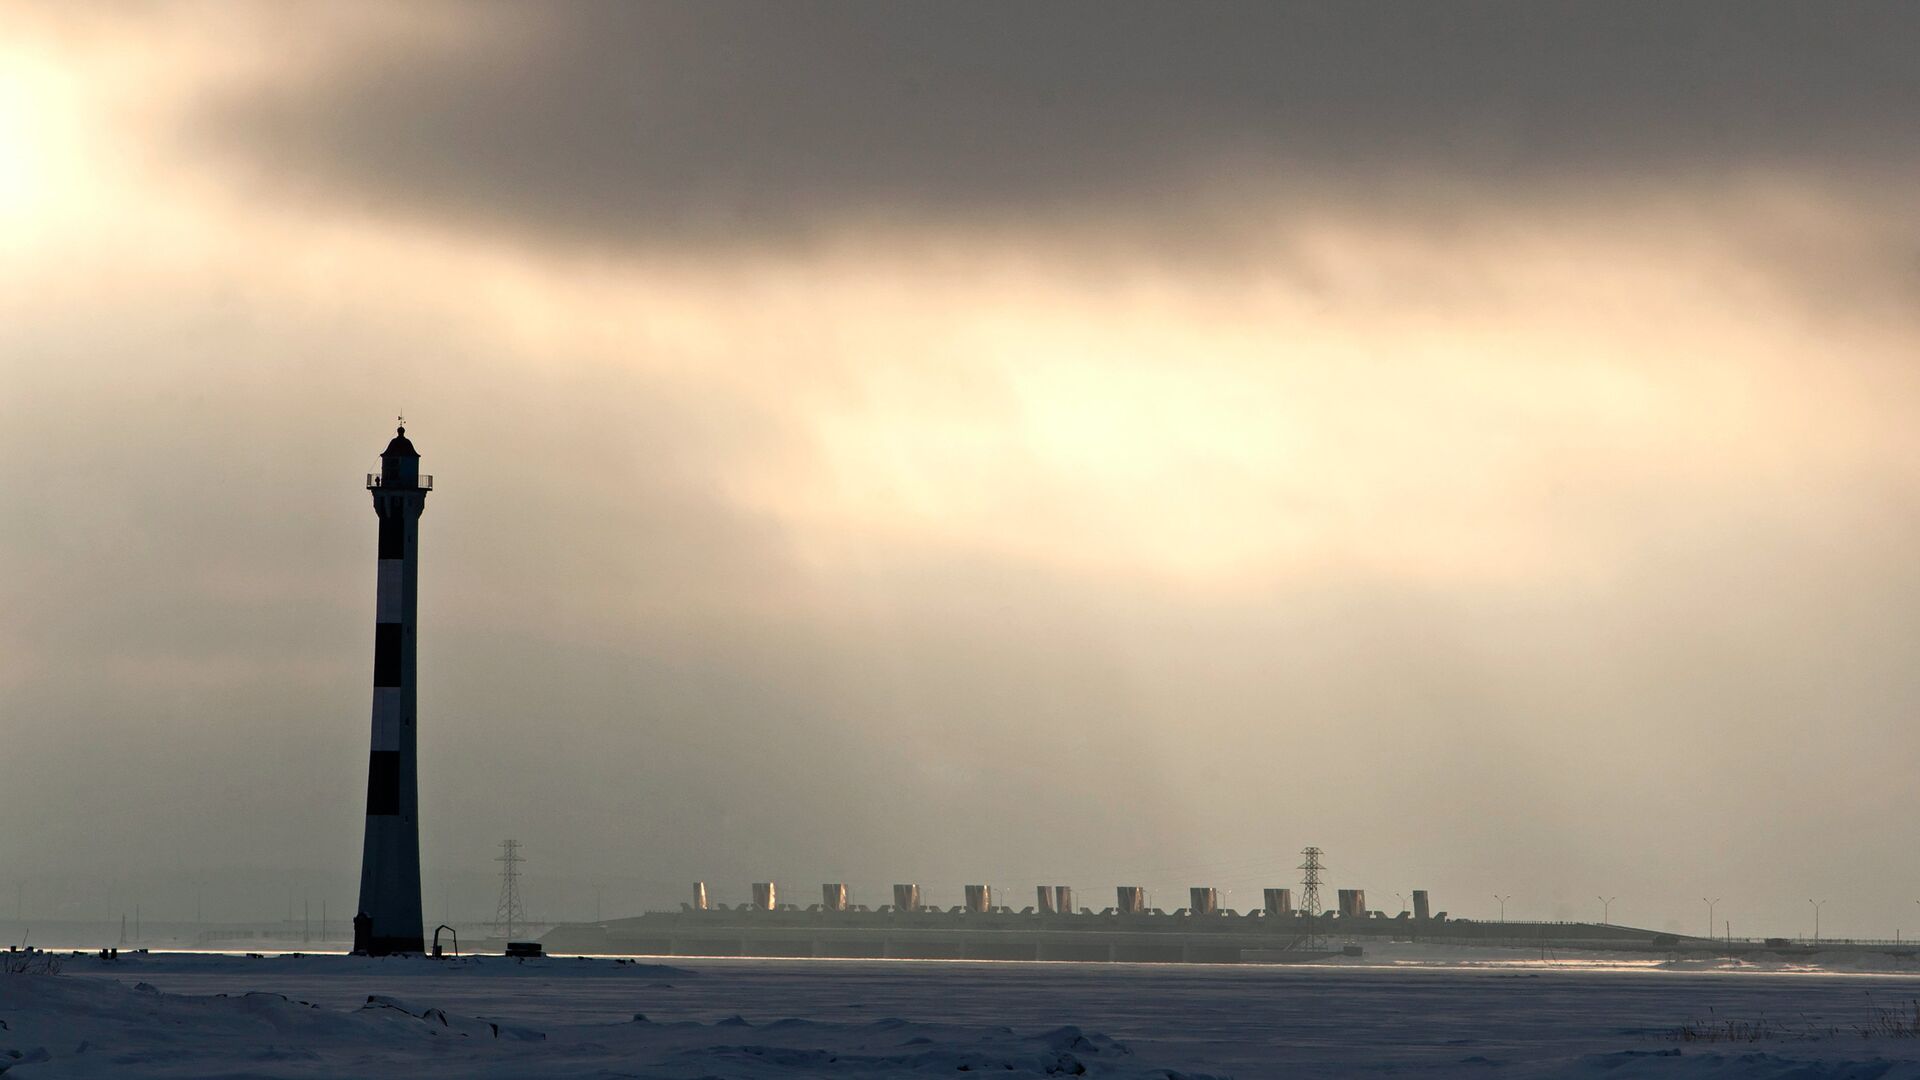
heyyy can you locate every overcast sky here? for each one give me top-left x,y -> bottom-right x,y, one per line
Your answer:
3,2 -> 1919,937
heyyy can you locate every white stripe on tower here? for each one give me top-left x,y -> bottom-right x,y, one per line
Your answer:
370,687 -> 402,752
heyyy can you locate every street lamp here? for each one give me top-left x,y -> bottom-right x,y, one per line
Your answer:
1494,894 -> 1512,923
1395,892 -> 1407,916
1809,899 -> 1825,944
1597,896 -> 1616,925
1703,897 -> 1720,940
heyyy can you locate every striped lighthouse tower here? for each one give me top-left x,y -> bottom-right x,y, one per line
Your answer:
353,424 -> 431,955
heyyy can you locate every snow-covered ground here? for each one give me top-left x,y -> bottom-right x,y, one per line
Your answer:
9,947 -> 1920,1076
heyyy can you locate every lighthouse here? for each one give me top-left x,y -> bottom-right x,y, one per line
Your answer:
354,425 -> 431,955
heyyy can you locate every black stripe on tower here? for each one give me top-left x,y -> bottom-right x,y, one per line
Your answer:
378,505 -> 405,558
372,624 -> 402,687
366,751 -> 400,815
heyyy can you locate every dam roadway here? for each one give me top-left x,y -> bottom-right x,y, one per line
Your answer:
541,907 -> 1698,964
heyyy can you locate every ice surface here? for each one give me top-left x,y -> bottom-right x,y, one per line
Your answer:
0,957 -> 1201,1079
9,948 -> 1920,1077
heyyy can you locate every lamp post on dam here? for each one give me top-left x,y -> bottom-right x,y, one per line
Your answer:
354,424 -> 432,955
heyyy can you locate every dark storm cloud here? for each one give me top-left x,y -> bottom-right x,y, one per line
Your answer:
201,1 -> 1920,250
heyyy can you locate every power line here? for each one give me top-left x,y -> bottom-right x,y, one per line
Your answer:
493,840 -> 529,941
1298,847 -> 1324,917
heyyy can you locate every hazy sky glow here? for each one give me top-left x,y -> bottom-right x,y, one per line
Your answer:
4,2 -> 1919,937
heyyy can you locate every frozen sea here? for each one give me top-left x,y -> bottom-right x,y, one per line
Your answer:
11,947 -> 1920,1076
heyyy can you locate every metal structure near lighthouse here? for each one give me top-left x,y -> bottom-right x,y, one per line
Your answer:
354,423 -> 432,955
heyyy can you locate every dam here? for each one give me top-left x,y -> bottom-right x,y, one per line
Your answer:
542,884 -> 1688,964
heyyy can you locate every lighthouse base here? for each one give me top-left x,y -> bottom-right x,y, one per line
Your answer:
352,914 -> 425,956
352,933 -> 426,957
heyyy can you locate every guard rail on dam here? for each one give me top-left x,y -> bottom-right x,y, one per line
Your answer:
540,907 -> 1683,963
